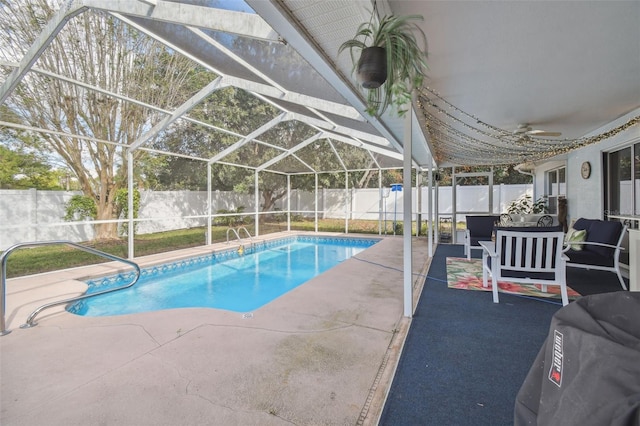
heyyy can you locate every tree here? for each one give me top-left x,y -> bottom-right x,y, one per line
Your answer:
152,86 -> 278,191
0,144 -> 64,189
153,87 -> 329,215
1,1 -> 204,239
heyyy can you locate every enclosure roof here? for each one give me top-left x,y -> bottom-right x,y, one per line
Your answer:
0,0 -> 433,176
5,1 -> 635,171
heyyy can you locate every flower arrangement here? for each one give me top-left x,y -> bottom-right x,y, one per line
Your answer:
506,194 -> 549,214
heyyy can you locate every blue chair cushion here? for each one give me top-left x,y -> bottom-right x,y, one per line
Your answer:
565,249 -> 615,267
573,218 -> 596,232
467,215 -> 500,246
485,257 -> 557,281
585,220 -> 622,258
503,270 -> 556,281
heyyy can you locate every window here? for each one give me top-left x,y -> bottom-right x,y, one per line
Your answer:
605,144 -> 640,217
545,167 -> 566,214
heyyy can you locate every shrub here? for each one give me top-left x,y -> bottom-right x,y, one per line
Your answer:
63,195 -> 97,221
214,206 -> 246,226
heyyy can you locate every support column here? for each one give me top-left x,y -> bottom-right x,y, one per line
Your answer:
416,170 -> 421,236
452,167 -> 457,244
127,150 -> 134,259
403,110 -> 413,318
489,166 -> 494,213
287,175 -> 291,231
314,173 -> 319,233
435,174 -> 440,244
428,165 -> 434,257
254,171 -> 260,237
345,171 -> 349,233
378,170 -> 383,235
206,164 -> 212,245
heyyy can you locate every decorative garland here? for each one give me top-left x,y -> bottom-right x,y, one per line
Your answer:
416,86 -> 640,166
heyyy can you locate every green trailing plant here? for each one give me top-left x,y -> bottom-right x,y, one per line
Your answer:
64,195 -> 97,221
506,194 -> 548,215
339,13 -> 428,117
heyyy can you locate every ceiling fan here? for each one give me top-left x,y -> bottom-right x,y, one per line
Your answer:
513,123 -> 562,137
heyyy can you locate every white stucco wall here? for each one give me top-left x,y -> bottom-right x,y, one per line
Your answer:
534,108 -> 640,223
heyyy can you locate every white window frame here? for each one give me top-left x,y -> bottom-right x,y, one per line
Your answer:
545,166 -> 566,214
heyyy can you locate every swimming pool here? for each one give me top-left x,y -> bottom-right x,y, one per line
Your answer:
68,236 -> 379,316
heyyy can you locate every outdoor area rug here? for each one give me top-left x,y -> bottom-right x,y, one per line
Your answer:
446,257 -> 581,301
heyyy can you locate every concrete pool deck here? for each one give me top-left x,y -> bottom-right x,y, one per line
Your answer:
1,232 -> 431,425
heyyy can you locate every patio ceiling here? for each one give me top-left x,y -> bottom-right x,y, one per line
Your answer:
251,0 -> 640,167
1,1 -> 638,172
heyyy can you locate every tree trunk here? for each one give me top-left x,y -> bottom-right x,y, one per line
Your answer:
261,189 -> 287,221
95,205 -> 118,240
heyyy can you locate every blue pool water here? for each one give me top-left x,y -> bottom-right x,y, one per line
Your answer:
68,236 -> 378,316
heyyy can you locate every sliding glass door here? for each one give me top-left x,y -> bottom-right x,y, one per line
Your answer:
605,142 -> 640,220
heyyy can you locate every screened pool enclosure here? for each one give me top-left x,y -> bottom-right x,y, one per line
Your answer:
0,0 -> 442,322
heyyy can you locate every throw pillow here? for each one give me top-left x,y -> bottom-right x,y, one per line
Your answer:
565,227 -> 587,251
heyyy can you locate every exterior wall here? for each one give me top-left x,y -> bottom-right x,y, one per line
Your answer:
533,108 -> 640,223
532,109 -> 639,276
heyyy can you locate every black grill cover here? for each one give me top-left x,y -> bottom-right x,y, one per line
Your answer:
514,292 -> 640,426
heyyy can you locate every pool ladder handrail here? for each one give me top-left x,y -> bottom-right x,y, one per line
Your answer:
226,226 -> 253,248
1,240 -> 141,336
237,226 -> 253,243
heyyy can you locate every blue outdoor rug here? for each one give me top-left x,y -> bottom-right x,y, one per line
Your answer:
379,244 -> 563,426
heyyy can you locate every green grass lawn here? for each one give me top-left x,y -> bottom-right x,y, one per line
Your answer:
2,227 -> 213,278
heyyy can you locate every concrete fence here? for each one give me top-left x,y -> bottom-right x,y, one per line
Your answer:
0,184 -> 531,250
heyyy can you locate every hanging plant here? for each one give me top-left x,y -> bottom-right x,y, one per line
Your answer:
339,13 -> 428,117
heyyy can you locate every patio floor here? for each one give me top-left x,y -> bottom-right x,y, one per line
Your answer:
0,232 -> 431,425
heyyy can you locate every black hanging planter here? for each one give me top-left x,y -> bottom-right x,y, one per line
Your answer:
356,46 -> 387,89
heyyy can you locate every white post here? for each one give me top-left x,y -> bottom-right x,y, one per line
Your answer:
254,171 -> 260,237
127,150 -> 134,259
287,174 -> 291,231
206,164 -> 212,245
314,173 -> 319,233
428,165 -> 434,257
489,166 -> 494,213
403,110 -> 413,318
378,170 -> 383,235
416,169 -> 420,237
452,166 -> 457,244
345,171 -> 349,233
435,173 -> 440,244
